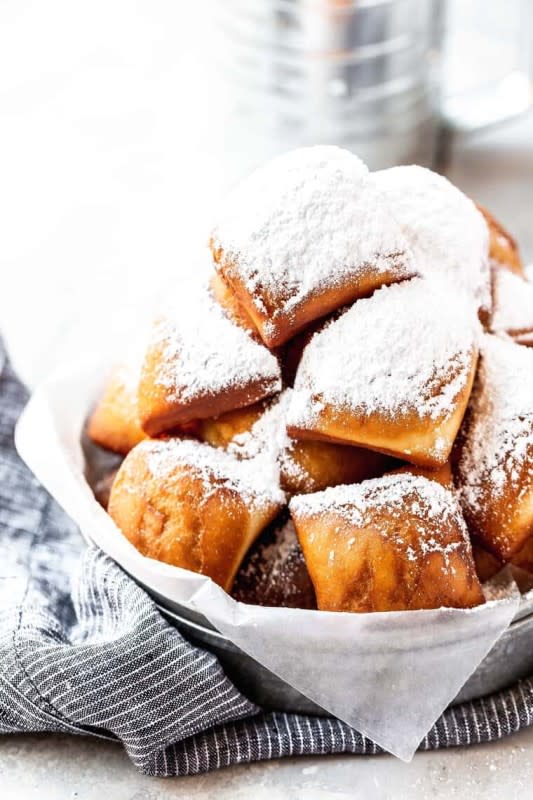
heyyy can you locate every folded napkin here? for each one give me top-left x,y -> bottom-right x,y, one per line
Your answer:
1,338 -> 532,776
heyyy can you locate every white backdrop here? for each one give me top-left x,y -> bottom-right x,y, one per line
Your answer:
0,1 -> 227,384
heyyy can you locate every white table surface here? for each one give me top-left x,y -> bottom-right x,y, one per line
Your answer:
1,2 -> 533,797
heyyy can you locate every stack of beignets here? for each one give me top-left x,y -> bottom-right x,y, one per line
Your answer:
87,144 -> 533,614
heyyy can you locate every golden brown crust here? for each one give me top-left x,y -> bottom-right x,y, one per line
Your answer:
92,160 -> 532,611
461,473 -> 533,562
108,440 -> 283,591
283,439 -> 394,495
212,244 -> 410,348
198,401 -> 268,449
472,538 -> 533,590
389,461 -> 454,488
139,345 -> 275,437
196,396 -> 394,496
87,367 -> 147,455
291,476 -> 484,612
280,323 -> 322,387
510,536 -> 533,574
478,204 -> 524,276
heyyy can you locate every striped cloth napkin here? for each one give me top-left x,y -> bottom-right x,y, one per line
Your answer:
1,337 -> 532,776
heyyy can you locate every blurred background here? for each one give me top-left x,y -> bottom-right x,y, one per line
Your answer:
0,0 -> 532,385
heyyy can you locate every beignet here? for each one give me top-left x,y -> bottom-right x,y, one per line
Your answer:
108,438 -> 285,591
137,277 -> 281,436
199,389 -> 393,495
198,401 -> 267,449
87,362 -> 147,455
287,278 -> 480,468
456,334 -> 533,560
210,146 -> 417,347
290,473 -> 484,612
232,516 -> 316,609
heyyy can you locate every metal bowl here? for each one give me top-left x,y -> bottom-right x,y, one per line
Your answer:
146,584 -> 533,713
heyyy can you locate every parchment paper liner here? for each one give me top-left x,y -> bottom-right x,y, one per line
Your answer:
15,358 -> 520,760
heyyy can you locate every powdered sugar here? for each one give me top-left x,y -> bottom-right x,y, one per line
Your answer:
232,517 -> 316,609
490,268 -> 533,336
240,520 -> 298,580
211,146 -> 417,321
288,277 -> 480,428
150,276 -> 281,402
224,389 -> 310,489
291,473 -> 463,527
372,165 -> 490,312
140,437 -> 285,510
225,391 -> 291,460
457,334 -> 533,513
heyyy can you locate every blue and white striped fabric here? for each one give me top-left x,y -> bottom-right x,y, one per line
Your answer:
1,338 -> 533,776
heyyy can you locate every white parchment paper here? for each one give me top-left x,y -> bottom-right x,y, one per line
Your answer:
15,358 -> 520,761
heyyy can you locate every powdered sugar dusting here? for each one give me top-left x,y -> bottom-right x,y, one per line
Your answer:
151,276 -> 281,402
255,519 -> 301,573
490,268 -> 533,336
288,277 -> 480,428
372,165 -> 490,312
225,391 -> 291,459
457,334 -> 533,515
291,473 -> 463,525
224,389 -> 310,490
211,146 -> 417,319
140,437 -> 285,510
